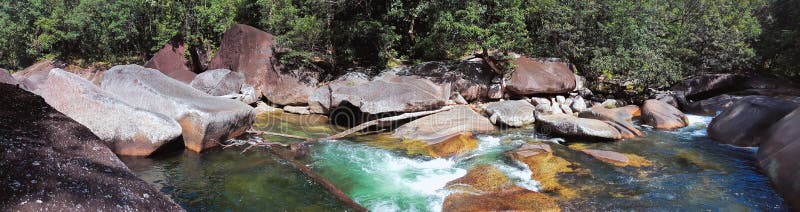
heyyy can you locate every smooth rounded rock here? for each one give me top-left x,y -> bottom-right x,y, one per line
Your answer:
641,99 -> 689,130
506,57 -> 576,95
708,96 -> 798,147
483,100 -> 536,127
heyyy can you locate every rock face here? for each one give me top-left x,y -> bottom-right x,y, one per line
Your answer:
757,107 -> 800,208
39,69 -> 183,156
393,106 -> 496,157
208,24 -> 317,105
579,105 -> 643,138
144,38 -> 197,83
102,65 -> 256,152
0,84 -> 181,211
641,99 -> 689,129
671,74 -> 742,100
12,60 -> 65,93
683,94 -> 743,115
537,114 -> 623,140
708,96 -> 798,147
190,69 -> 257,104
314,74 -> 448,115
483,100 -> 536,127
395,60 -> 497,101
0,68 -> 15,85
506,57 -> 576,95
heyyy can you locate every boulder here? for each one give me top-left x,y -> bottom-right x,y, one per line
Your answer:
308,73 -> 370,114
101,65 -> 256,152
39,69 -> 182,156
536,114 -> 623,140
0,68 -> 15,85
578,105 -> 643,138
487,83 -> 503,99
708,96 -> 798,147
12,60 -> 65,94
393,105 -> 496,157
446,165 -> 510,192
580,149 -> 652,167
393,60 -> 497,101
756,107 -> 800,208
671,74 -> 743,101
483,100 -> 536,127
143,37 -> 196,83
0,84 -> 181,211
506,57 -> 576,95
190,69 -> 257,104
283,105 -> 311,115
683,94 -> 744,115
571,96 -> 587,112
208,24 -> 318,105
641,99 -> 689,130
254,101 -> 282,114
317,74 -> 448,115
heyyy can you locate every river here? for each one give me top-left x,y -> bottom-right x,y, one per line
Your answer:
122,112 -> 788,211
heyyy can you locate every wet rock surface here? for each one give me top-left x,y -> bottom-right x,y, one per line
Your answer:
209,24 -> 318,105
39,69 -> 182,156
101,65 -> 255,152
393,106 -> 496,157
708,96 -> 798,147
0,84 -> 182,211
506,57 -> 576,95
483,100 -> 536,127
509,142 -> 574,195
641,99 -> 689,130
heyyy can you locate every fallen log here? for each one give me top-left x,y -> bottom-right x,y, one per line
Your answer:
247,105 -> 455,143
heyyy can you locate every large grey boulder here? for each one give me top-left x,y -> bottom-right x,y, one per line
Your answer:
579,105 -> 643,139
387,60 -> 497,101
506,57 -> 576,95
394,105 -> 496,157
641,99 -> 689,130
708,96 -> 798,147
102,65 -> 256,152
40,69 -> 182,156
757,107 -> 800,208
536,114 -> 623,140
190,69 -> 258,104
310,74 -> 449,115
483,100 -> 536,127
12,60 -> 64,94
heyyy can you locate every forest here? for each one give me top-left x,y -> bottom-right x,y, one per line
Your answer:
1,0 -> 798,88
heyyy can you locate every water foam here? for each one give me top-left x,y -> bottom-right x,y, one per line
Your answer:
313,142 -> 466,212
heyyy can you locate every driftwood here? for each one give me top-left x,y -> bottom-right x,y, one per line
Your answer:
248,105 -> 455,143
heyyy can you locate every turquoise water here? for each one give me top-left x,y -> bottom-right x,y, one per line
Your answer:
125,114 -> 789,211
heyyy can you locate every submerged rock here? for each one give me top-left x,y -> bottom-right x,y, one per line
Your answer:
446,165 -> 510,192
442,186 -> 560,212
506,57 -> 576,95
536,114 -> 624,140
579,149 -> 653,167
0,68 -> 15,85
102,65 -> 255,152
708,96 -> 798,147
0,84 -> 181,211
209,24 -> 318,105
509,142 -> 574,196
39,69 -> 182,156
757,107 -> 800,208
483,100 -> 536,127
144,37 -> 196,83
393,106 -> 496,157
641,99 -> 689,129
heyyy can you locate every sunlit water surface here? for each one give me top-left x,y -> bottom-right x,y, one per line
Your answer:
125,113 -> 788,211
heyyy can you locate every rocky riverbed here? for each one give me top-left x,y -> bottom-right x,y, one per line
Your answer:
1,23 -> 798,211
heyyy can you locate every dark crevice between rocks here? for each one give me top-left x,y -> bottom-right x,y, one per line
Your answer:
328,101 -> 406,132
148,136 -> 187,157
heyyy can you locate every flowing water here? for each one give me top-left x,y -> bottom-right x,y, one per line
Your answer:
125,112 -> 789,211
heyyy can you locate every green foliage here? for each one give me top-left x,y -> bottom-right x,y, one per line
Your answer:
0,0 -> 794,87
